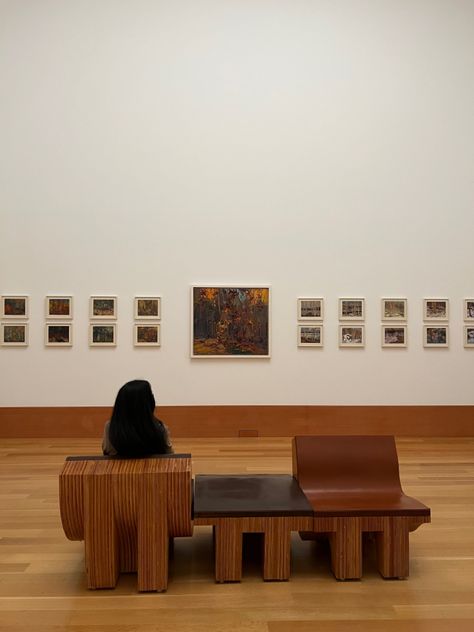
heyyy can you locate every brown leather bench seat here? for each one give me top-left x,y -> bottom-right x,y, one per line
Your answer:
293,436 -> 431,580
193,474 -> 313,582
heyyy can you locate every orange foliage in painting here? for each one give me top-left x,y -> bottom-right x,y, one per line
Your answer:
200,288 -> 219,301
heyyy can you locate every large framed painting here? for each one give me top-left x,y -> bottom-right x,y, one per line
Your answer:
191,286 -> 270,358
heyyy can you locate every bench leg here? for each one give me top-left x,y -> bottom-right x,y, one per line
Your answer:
84,473 -> 119,589
214,519 -> 242,582
328,517 -> 362,580
263,518 -> 291,581
375,517 -> 410,579
137,472 -> 168,592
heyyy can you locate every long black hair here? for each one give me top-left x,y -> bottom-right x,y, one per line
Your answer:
109,380 -> 168,457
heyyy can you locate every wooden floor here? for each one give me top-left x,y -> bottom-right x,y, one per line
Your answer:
1,437 -> 473,632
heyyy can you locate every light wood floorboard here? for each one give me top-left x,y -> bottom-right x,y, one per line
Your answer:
0,437 -> 473,631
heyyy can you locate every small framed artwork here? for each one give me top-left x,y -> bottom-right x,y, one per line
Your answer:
134,296 -> 161,320
381,298 -> 407,321
89,323 -> 116,346
464,299 -> 474,321
45,323 -> 72,346
90,296 -> 117,320
298,324 -> 323,347
423,299 -> 449,321
134,324 -> 161,346
2,296 -> 28,319
46,296 -> 73,319
464,326 -> 474,347
382,325 -> 407,347
297,298 -> 324,321
423,326 -> 448,347
339,298 -> 365,321
339,325 -> 365,347
1,323 -> 28,346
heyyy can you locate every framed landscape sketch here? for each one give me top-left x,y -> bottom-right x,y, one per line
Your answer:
381,298 -> 407,321
423,299 -> 449,321
382,325 -> 407,347
298,325 -> 323,347
297,298 -> 323,321
89,324 -> 116,346
2,295 -> 28,319
464,299 -> 474,321
339,325 -> 365,347
191,286 -> 270,358
90,296 -> 117,320
424,326 -> 448,347
339,298 -> 365,321
134,297 -> 161,320
45,323 -> 72,346
46,296 -> 73,319
464,326 -> 474,348
134,324 -> 161,346
1,323 -> 28,346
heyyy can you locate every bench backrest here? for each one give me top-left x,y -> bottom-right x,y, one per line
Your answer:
59,454 -> 193,542
292,436 -> 403,495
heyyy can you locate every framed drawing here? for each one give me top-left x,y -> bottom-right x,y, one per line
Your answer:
1,323 -> 28,346
134,324 -> 161,346
464,299 -> 474,321
339,325 -> 365,347
382,325 -> 407,347
423,299 -> 448,321
339,298 -> 365,321
297,298 -> 323,321
191,285 -> 270,358
134,296 -> 161,320
46,296 -> 73,319
90,296 -> 117,320
45,323 -> 72,346
423,326 -> 448,347
298,324 -> 323,347
381,298 -> 407,321
2,295 -> 28,319
464,326 -> 474,347
89,323 -> 116,346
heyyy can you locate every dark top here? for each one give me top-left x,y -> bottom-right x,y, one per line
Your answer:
102,418 -> 173,456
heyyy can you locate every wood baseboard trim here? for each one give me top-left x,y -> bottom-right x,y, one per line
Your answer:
0,405 -> 473,438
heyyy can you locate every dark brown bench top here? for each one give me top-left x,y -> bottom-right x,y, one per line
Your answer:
194,475 -> 313,518
293,436 -> 430,518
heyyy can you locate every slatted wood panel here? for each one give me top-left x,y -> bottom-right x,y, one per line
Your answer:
1,437 -> 474,632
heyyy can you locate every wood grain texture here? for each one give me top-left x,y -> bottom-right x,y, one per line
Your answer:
59,456 -> 192,591
1,436 -> 474,632
1,405 -> 474,437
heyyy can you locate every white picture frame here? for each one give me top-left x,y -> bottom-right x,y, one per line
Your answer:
382,325 -> 407,348
90,296 -> 117,320
134,296 -> 161,320
423,325 -> 449,347
134,323 -> 161,347
297,298 -> 324,321
89,323 -> 116,346
1,322 -> 29,346
423,298 -> 449,321
381,298 -> 407,321
45,296 -> 73,319
45,323 -> 73,346
464,299 -> 474,321
298,324 -> 323,347
464,326 -> 474,348
339,298 -> 365,321
339,325 -> 365,347
1,295 -> 29,319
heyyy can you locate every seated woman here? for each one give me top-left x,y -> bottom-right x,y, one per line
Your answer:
102,379 -> 173,456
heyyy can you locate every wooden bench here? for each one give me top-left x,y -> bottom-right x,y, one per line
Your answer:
59,454 -> 192,592
193,474 -> 313,582
292,436 -> 431,580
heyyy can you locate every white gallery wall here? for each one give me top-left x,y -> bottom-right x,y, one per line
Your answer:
0,0 -> 473,407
